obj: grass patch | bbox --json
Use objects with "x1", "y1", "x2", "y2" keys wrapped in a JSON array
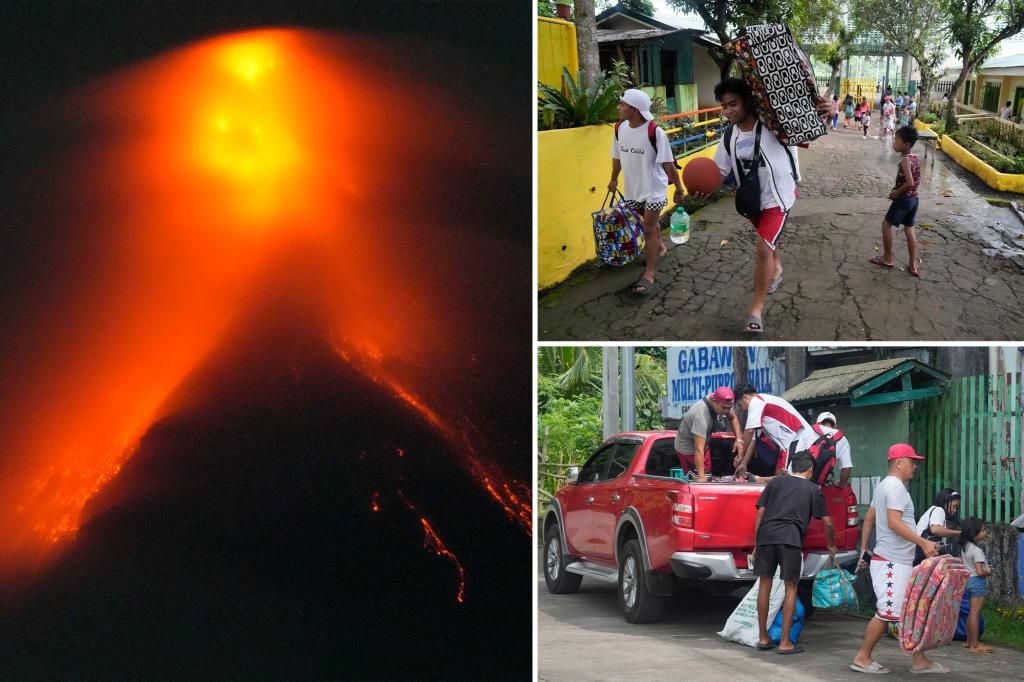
[{"x1": 981, "y1": 605, "x2": 1024, "y2": 650}]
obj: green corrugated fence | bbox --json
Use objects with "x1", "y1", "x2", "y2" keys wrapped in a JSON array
[{"x1": 909, "y1": 374, "x2": 1022, "y2": 524}]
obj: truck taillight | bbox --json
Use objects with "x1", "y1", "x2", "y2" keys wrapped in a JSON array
[
  {"x1": 668, "y1": 491, "x2": 694, "y2": 528},
  {"x1": 846, "y1": 490, "x2": 859, "y2": 527}
]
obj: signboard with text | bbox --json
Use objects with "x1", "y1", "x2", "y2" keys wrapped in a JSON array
[{"x1": 663, "y1": 346, "x2": 785, "y2": 419}]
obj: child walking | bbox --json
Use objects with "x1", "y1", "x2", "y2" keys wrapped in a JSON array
[
  {"x1": 870, "y1": 125, "x2": 921, "y2": 276},
  {"x1": 960, "y1": 518, "x2": 994, "y2": 654},
  {"x1": 608, "y1": 88, "x2": 685, "y2": 296},
  {"x1": 861, "y1": 108, "x2": 871, "y2": 138},
  {"x1": 698, "y1": 78, "x2": 829, "y2": 334}
]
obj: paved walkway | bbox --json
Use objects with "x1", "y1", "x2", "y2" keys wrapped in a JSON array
[
  {"x1": 538, "y1": 568, "x2": 1024, "y2": 681},
  {"x1": 539, "y1": 125, "x2": 1024, "y2": 341}
]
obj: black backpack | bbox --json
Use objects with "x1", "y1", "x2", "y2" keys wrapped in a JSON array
[
  {"x1": 807, "y1": 423, "x2": 843, "y2": 485},
  {"x1": 614, "y1": 120, "x2": 682, "y2": 169}
]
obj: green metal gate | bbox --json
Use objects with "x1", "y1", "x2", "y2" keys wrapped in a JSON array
[
  {"x1": 982, "y1": 83, "x2": 1002, "y2": 113},
  {"x1": 909, "y1": 374, "x2": 1022, "y2": 523}
]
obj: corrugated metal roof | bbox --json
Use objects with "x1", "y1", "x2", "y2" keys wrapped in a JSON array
[
  {"x1": 597, "y1": 27, "x2": 679, "y2": 43},
  {"x1": 981, "y1": 53, "x2": 1024, "y2": 70},
  {"x1": 782, "y1": 358, "x2": 908, "y2": 404}
]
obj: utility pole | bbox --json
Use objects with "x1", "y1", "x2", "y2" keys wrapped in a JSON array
[
  {"x1": 733, "y1": 347, "x2": 749, "y2": 390},
  {"x1": 602, "y1": 347, "x2": 619, "y2": 440},
  {"x1": 620, "y1": 347, "x2": 636, "y2": 433}
]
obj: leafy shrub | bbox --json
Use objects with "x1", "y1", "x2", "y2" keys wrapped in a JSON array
[
  {"x1": 916, "y1": 112, "x2": 937, "y2": 124},
  {"x1": 948, "y1": 131, "x2": 1024, "y2": 174},
  {"x1": 538, "y1": 67, "x2": 620, "y2": 130}
]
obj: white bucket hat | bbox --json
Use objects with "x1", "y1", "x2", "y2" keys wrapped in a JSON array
[{"x1": 620, "y1": 88, "x2": 654, "y2": 121}]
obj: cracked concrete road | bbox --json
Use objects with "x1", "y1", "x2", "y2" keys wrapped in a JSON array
[
  {"x1": 538, "y1": 125, "x2": 1024, "y2": 341},
  {"x1": 538, "y1": 565, "x2": 1024, "y2": 681}
]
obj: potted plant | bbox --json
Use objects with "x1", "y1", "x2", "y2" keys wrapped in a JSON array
[{"x1": 556, "y1": 2, "x2": 572, "y2": 20}]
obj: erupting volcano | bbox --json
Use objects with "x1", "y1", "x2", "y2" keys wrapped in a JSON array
[{"x1": 0, "y1": 2, "x2": 529, "y2": 677}]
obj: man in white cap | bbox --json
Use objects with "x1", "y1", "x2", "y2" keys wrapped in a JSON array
[
  {"x1": 674, "y1": 386, "x2": 744, "y2": 481},
  {"x1": 808, "y1": 411, "x2": 853, "y2": 486},
  {"x1": 608, "y1": 88, "x2": 685, "y2": 296}
]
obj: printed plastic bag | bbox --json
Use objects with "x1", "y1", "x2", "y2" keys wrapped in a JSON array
[
  {"x1": 768, "y1": 593, "x2": 805, "y2": 644},
  {"x1": 591, "y1": 191, "x2": 645, "y2": 267},
  {"x1": 812, "y1": 556, "x2": 858, "y2": 609},
  {"x1": 718, "y1": 574, "x2": 785, "y2": 647}
]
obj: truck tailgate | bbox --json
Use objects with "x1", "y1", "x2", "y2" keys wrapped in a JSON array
[{"x1": 690, "y1": 483, "x2": 762, "y2": 550}]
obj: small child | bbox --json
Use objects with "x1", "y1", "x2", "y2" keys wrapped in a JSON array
[
  {"x1": 861, "y1": 109, "x2": 871, "y2": 138},
  {"x1": 870, "y1": 126, "x2": 921, "y2": 276},
  {"x1": 831, "y1": 95, "x2": 839, "y2": 130},
  {"x1": 960, "y1": 518, "x2": 994, "y2": 654},
  {"x1": 898, "y1": 106, "x2": 909, "y2": 128}
]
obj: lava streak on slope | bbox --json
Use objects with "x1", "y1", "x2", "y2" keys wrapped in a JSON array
[
  {"x1": 0, "y1": 26, "x2": 530, "y2": 579},
  {"x1": 397, "y1": 489, "x2": 466, "y2": 604}
]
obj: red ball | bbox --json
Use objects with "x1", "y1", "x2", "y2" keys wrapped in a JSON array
[{"x1": 682, "y1": 156, "x2": 723, "y2": 195}]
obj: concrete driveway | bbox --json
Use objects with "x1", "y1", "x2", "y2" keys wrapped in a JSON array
[{"x1": 537, "y1": 565, "x2": 1024, "y2": 681}]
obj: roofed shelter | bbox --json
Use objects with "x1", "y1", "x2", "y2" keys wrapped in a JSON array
[{"x1": 783, "y1": 358, "x2": 951, "y2": 515}]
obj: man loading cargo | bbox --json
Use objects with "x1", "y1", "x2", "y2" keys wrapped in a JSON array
[
  {"x1": 674, "y1": 386, "x2": 745, "y2": 481},
  {"x1": 734, "y1": 385, "x2": 811, "y2": 479},
  {"x1": 810, "y1": 411, "x2": 854, "y2": 486}
]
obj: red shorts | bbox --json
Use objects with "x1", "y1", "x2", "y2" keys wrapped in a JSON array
[{"x1": 751, "y1": 206, "x2": 788, "y2": 251}]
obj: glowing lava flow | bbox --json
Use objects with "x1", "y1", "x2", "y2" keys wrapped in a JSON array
[
  {"x1": 333, "y1": 341, "x2": 532, "y2": 535},
  {"x1": 0, "y1": 28, "x2": 529, "y2": 578},
  {"x1": 397, "y1": 490, "x2": 465, "y2": 604}
]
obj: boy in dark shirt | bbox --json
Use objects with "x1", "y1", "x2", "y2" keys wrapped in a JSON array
[
  {"x1": 752, "y1": 451, "x2": 836, "y2": 654},
  {"x1": 869, "y1": 125, "x2": 922, "y2": 276}
]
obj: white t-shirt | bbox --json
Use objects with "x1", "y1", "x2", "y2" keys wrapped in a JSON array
[
  {"x1": 883, "y1": 102, "x2": 895, "y2": 119},
  {"x1": 745, "y1": 394, "x2": 810, "y2": 460},
  {"x1": 915, "y1": 505, "x2": 947, "y2": 534},
  {"x1": 872, "y1": 475, "x2": 917, "y2": 565},
  {"x1": 962, "y1": 541, "x2": 987, "y2": 577},
  {"x1": 611, "y1": 122, "x2": 675, "y2": 203},
  {"x1": 1001, "y1": 107, "x2": 1013, "y2": 120}
]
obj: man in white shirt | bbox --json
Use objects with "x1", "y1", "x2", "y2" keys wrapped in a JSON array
[
  {"x1": 807, "y1": 411, "x2": 853, "y2": 486},
  {"x1": 851, "y1": 444, "x2": 942, "y2": 675},
  {"x1": 608, "y1": 89, "x2": 685, "y2": 297},
  {"x1": 1001, "y1": 101, "x2": 1013, "y2": 120},
  {"x1": 734, "y1": 384, "x2": 811, "y2": 478}
]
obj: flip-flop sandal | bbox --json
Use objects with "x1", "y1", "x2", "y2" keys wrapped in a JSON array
[
  {"x1": 756, "y1": 642, "x2": 775, "y2": 650},
  {"x1": 869, "y1": 256, "x2": 895, "y2": 268},
  {"x1": 743, "y1": 315, "x2": 764, "y2": 334},
  {"x1": 776, "y1": 645, "x2": 804, "y2": 654},
  {"x1": 910, "y1": 663, "x2": 950, "y2": 674},
  {"x1": 631, "y1": 278, "x2": 657, "y2": 296},
  {"x1": 969, "y1": 646, "x2": 993, "y2": 654},
  {"x1": 767, "y1": 275, "x2": 783, "y2": 294},
  {"x1": 850, "y1": 661, "x2": 891, "y2": 674}
]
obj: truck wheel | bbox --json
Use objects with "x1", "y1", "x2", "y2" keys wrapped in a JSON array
[
  {"x1": 798, "y1": 579, "x2": 817, "y2": 619},
  {"x1": 544, "y1": 523, "x2": 582, "y2": 594},
  {"x1": 619, "y1": 539, "x2": 664, "y2": 624}
]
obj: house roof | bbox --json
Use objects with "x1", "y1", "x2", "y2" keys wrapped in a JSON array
[
  {"x1": 596, "y1": 4, "x2": 678, "y2": 31},
  {"x1": 597, "y1": 27, "x2": 681, "y2": 44},
  {"x1": 981, "y1": 53, "x2": 1024, "y2": 70},
  {"x1": 783, "y1": 358, "x2": 950, "y2": 407}
]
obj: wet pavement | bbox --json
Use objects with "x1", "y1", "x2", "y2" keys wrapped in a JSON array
[{"x1": 538, "y1": 124, "x2": 1024, "y2": 341}]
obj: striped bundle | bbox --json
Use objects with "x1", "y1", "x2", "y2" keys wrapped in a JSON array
[{"x1": 898, "y1": 555, "x2": 970, "y2": 654}]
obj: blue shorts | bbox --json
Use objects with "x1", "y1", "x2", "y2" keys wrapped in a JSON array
[
  {"x1": 966, "y1": 575, "x2": 988, "y2": 598},
  {"x1": 885, "y1": 196, "x2": 919, "y2": 227}
]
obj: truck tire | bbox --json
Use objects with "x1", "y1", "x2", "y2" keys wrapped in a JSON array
[
  {"x1": 544, "y1": 522, "x2": 582, "y2": 594},
  {"x1": 798, "y1": 579, "x2": 817, "y2": 619},
  {"x1": 619, "y1": 539, "x2": 665, "y2": 624}
]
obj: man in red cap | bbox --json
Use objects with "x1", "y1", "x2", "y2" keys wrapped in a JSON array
[
  {"x1": 673, "y1": 386, "x2": 744, "y2": 481},
  {"x1": 851, "y1": 444, "x2": 943, "y2": 675}
]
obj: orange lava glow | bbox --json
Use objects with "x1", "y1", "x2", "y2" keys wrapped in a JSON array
[
  {"x1": 0, "y1": 28, "x2": 528, "y2": 579},
  {"x1": 398, "y1": 490, "x2": 465, "y2": 604},
  {"x1": 371, "y1": 492, "x2": 381, "y2": 513}
]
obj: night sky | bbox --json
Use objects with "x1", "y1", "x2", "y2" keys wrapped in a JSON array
[{"x1": 0, "y1": 1, "x2": 531, "y2": 678}]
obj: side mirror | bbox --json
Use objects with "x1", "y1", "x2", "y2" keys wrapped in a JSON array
[{"x1": 566, "y1": 466, "x2": 579, "y2": 484}]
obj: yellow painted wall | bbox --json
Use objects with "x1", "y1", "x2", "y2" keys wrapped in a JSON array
[
  {"x1": 538, "y1": 17, "x2": 578, "y2": 90},
  {"x1": 538, "y1": 124, "x2": 719, "y2": 289},
  {"x1": 939, "y1": 134, "x2": 1024, "y2": 193}
]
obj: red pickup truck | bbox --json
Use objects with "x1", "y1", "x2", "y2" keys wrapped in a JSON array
[{"x1": 543, "y1": 431, "x2": 859, "y2": 623}]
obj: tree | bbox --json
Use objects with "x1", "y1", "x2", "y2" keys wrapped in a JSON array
[
  {"x1": 538, "y1": 1, "x2": 556, "y2": 18},
  {"x1": 808, "y1": 19, "x2": 855, "y2": 97},
  {"x1": 849, "y1": 0, "x2": 947, "y2": 108},
  {"x1": 667, "y1": 0, "x2": 843, "y2": 81},
  {"x1": 597, "y1": 0, "x2": 656, "y2": 14},
  {"x1": 574, "y1": 0, "x2": 601, "y2": 89},
  {"x1": 941, "y1": 0, "x2": 1024, "y2": 132}
]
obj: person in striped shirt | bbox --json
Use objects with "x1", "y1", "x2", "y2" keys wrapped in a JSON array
[{"x1": 734, "y1": 384, "x2": 812, "y2": 480}]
